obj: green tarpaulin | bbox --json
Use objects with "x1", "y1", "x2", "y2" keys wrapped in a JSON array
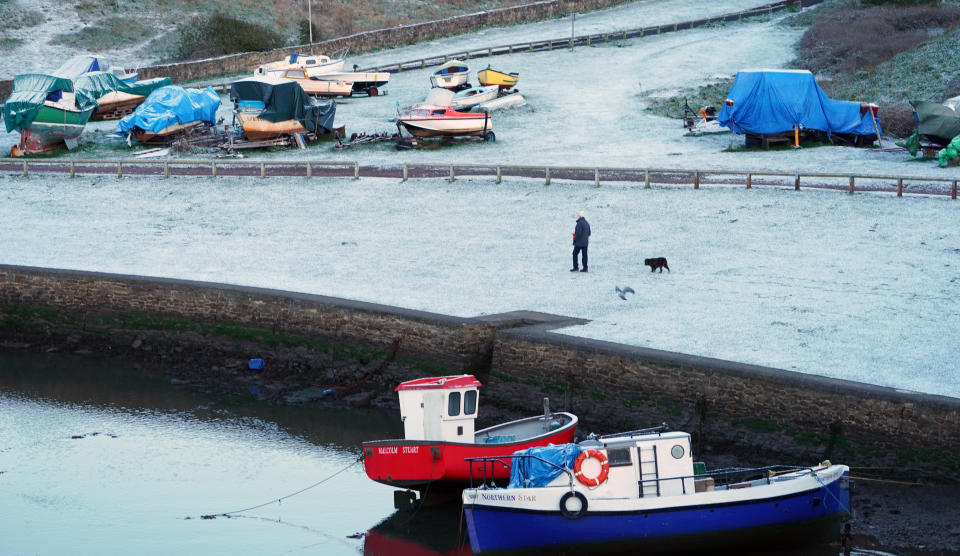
[
  {"x1": 2, "y1": 73, "x2": 95, "y2": 133},
  {"x1": 911, "y1": 100, "x2": 960, "y2": 146},
  {"x1": 74, "y1": 72, "x2": 172, "y2": 110},
  {"x1": 229, "y1": 77, "x2": 335, "y2": 133}
]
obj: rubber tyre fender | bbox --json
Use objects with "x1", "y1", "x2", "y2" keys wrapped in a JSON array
[{"x1": 559, "y1": 491, "x2": 588, "y2": 519}]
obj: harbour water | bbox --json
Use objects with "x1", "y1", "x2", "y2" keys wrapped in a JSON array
[
  {"x1": 0, "y1": 352, "x2": 404, "y2": 556},
  {"x1": 0, "y1": 352, "x2": 896, "y2": 555}
]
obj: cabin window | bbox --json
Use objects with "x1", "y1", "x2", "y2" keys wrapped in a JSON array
[
  {"x1": 306, "y1": 59, "x2": 316, "y2": 65},
  {"x1": 431, "y1": 109, "x2": 445, "y2": 116},
  {"x1": 288, "y1": 70, "x2": 306, "y2": 79},
  {"x1": 607, "y1": 448, "x2": 632, "y2": 467},
  {"x1": 448, "y1": 392, "x2": 461, "y2": 416},
  {"x1": 464, "y1": 390, "x2": 477, "y2": 415}
]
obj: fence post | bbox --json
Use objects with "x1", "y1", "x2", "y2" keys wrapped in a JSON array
[
  {"x1": 623, "y1": 31, "x2": 628, "y2": 40},
  {"x1": 403, "y1": 163, "x2": 408, "y2": 182},
  {"x1": 594, "y1": 168, "x2": 600, "y2": 188},
  {"x1": 421, "y1": 59, "x2": 425, "y2": 69},
  {"x1": 496, "y1": 166, "x2": 502, "y2": 184},
  {"x1": 587, "y1": 36, "x2": 591, "y2": 46},
  {"x1": 117, "y1": 161, "x2": 123, "y2": 178},
  {"x1": 354, "y1": 162, "x2": 360, "y2": 180},
  {"x1": 693, "y1": 170, "x2": 700, "y2": 189},
  {"x1": 529, "y1": 42, "x2": 533, "y2": 52},
  {"x1": 70, "y1": 160, "x2": 75, "y2": 178},
  {"x1": 449, "y1": 164, "x2": 455, "y2": 183},
  {"x1": 794, "y1": 173, "x2": 800, "y2": 190},
  {"x1": 644, "y1": 169, "x2": 650, "y2": 189},
  {"x1": 488, "y1": 48, "x2": 492, "y2": 56},
  {"x1": 211, "y1": 161, "x2": 217, "y2": 177},
  {"x1": 545, "y1": 167, "x2": 551, "y2": 186},
  {"x1": 746, "y1": 173, "x2": 752, "y2": 189},
  {"x1": 509, "y1": 45, "x2": 513, "y2": 54},
  {"x1": 261, "y1": 162, "x2": 265, "y2": 178},
  {"x1": 23, "y1": 160, "x2": 27, "y2": 176},
  {"x1": 549, "y1": 41, "x2": 553, "y2": 51},
  {"x1": 164, "y1": 161, "x2": 169, "y2": 179},
  {"x1": 848, "y1": 176, "x2": 855, "y2": 194},
  {"x1": 657, "y1": 25, "x2": 661, "y2": 34},
  {"x1": 306, "y1": 162, "x2": 311, "y2": 177},
  {"x1": 953, "y1": 180, "x2": 958, "y2": 200},
  {"x1": 897, "y1": 177, "x2": 903, "y2": 197}
]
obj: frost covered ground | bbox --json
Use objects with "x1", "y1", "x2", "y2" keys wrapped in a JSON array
[
  {"x1": 1, "y1": 174, "x2": 958, "y2": 398},
  {"x1": 1, "y1": 1, "x2": 959, "y2": 399}
]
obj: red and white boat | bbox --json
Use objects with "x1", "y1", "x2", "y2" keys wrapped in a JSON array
[
  {"x1": 397, "y1": 88, "x2": 493, "y2": 140},
  {"x1": 362, "y1": 375, "x2": 577, "y2": 500}
]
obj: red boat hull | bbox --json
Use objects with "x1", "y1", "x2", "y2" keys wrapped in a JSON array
[{"x1": 362, "y1": 424, "x2": 576, "y2": 492}]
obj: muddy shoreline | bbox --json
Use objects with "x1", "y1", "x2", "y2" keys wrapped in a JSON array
[{"x1": 2, "y1": 328, "x2": 958, "y2": 554}]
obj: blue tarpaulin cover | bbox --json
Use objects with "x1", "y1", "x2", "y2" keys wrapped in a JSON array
[
  {"x1": 718, "y1": 70, "x2": 879, "y2": 137},
  {"x1": 116, "y1": 86, "x2": 220, "y2": 134},
  {"x1": 508, "y1": 444, "x2": 581, "y2": 489}
]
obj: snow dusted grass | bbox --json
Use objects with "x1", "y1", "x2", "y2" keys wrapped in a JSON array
[{"x1": 0, "y1": 174, "x2": 957, "y2": 398}]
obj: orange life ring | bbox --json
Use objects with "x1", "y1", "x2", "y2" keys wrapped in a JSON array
[{"x1": 573, "y1": 449, "x2": 609, "y2": 487}]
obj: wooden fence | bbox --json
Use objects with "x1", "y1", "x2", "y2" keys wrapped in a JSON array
[{"x1": 2, "y1": 158, "x2": 956, "y2": 198}]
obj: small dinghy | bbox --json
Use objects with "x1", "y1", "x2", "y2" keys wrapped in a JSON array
[
  {"x1": 430, "y1": 60, "x2": 470, "y2": 91},
  {"x1": 451, "y1": 85, "x2": 499, "y2": 110}
]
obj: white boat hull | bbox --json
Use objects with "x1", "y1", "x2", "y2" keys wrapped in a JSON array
[{"x1": 398, "y1": 115, "x2": 491, "y2": 138}]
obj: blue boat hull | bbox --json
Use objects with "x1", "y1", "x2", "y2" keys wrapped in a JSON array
[{"x1": 465, "y1": 478, "x2": 850, "y2": 554}]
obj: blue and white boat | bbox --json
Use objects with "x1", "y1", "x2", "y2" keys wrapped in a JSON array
[{"x1": 462, "y1": 425, "x2": 850, "y2": 554}]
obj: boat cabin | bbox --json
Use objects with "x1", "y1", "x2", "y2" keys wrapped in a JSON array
[
  {"x1": 584, "y1": 430, "x2": 696, "y2": 497},
  {"x1": 397, "y1": 375, "x2": 482, "y2": 442}
]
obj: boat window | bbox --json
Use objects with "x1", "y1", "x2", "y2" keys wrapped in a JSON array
[
  {"x1": 464, "y1": 390, "x2": 477, "y2": 415},
  {"x1": 607, "y1": 448, "x2": 632, "y2": 467},
  {"x1": 305, "y1": 60, "x2": 316, "y2": 65},
  {"x1": 287, "y1": 70, "x2": 306, "y2": 79},
  {"x1": 431, "y1": 109, "x2": 445, "y2": 116},
  {"x1": 448, "y1": 392, "x2": 461, "y2": 417}
]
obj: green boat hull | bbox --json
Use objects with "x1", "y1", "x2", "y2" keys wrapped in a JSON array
[{"x1": 19, "y1": 103, "x2": 95, "y2": 153}]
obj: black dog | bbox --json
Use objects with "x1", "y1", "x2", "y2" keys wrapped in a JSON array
[{"x1": 644, "y1": 257, "x2": 670, "y2": 273}]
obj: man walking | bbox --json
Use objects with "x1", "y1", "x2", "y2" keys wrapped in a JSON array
[{"x1": 570, "y1": 210, "x2": 590, "y2": 272}]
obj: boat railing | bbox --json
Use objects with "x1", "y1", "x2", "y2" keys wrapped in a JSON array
[
  {"x1": 598, "y1": 422, "x2": 670, "y2": 440},
  {"x1": 638, "y1": 464, "x2": 811, "y2": 496},
  {"x1": 465, "y1": 453, "x2": 575, "y2": 490}
]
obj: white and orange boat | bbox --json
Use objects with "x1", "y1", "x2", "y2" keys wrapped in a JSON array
[
  {"x1": 254, "y1": 51, "x2": 346, "y2": 78},
  {"x1": 397, "y1": 89, "x2": 493, "y2": 140},
  {"x1": 362, "y1": 374, "x2": 577, "y2": 503},
  {"x1": 262, "y1": 68, "x2": 353, "y2": 98}
]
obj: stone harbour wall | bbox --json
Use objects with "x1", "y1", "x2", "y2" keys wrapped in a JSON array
[{"x1": 1, "y1": 264, "x2": 957, "y2": 478}]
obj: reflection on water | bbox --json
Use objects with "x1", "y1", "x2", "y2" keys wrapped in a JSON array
[
  {"x1": 0, "y1": 352, "x2": 400, "y2": 555},
  {"x1": 0, "y1": 352, "x2": 899, "y2": 556}
]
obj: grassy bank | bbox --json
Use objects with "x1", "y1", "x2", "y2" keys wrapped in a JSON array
[{"x1": 0, "y1": 0, "x2": 527, "y2": 63}]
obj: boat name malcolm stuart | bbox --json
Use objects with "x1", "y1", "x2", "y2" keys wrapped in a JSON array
[
  {"x1": 376, "y1": 446, "x2": 420, "y2": 454},
  {"x1": 478, "y1": 493, "x2": 537, "y2": 502}
]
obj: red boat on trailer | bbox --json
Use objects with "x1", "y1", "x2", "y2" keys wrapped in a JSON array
[{"x1": 362, "y1": 375, "x2": 577, "y2": 502}]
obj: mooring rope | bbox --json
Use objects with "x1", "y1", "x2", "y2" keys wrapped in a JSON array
[
  {"x1": 185, "y1": 455, "x2": 363, "y2": 520},
  {"x1": 810, "y1": 467, "x2": 904, "y2": 556}
]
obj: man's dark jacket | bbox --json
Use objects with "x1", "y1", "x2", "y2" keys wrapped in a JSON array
[{"x1": 573, "y1": 217, "x2": 591, "y2": 247}]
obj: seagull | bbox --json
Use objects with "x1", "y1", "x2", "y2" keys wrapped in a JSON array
[{"x1": 615, "y1": 286, "x2": 635, "y2": 300}]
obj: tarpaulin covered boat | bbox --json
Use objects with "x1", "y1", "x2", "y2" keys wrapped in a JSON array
[
  {"x1": 911, "y1": 99, "x2": 960, "y2": 146},
  {"x1": 2, "y1": 73, "x2": 97, "y2": 154},
  {"x1": 362, "y1": 375, "x2": 577, "y2": 503},
  {"x1": 718, "y1": 69, "x2": 880, "y2": 147},
  {"x1": 116, "y1": 85, "x2": 220, "y2": 143},
  {"x1": 229, "y1": 77, "x2": 336, "y2": 141},
  {"x1": 74, "y1": 71, "x2": 172, "y2": 120}
]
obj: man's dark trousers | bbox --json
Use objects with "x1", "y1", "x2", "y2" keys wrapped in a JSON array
[{"x1": 573, "y1": 246, "x2": 588, "y2": 270}]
